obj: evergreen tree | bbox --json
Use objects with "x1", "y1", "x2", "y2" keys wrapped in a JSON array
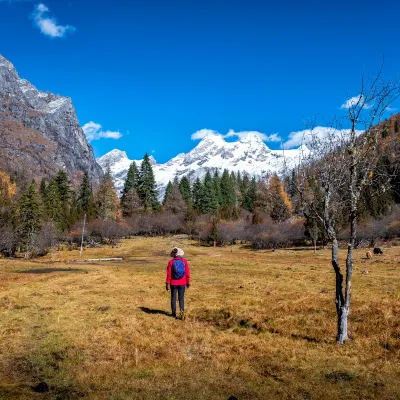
[
  {"x1": 239, "y1": 173, "x2": 250, "y2": 208},
  {"x1": 179, "y1": 176, "x2": 192, "y2": 203},
  {"x1": 121, "y1": 162, "x2": 139, "y2": 212},
  {"x1": 55, "y1": 170, "x2": 70, "y2": 204},
  {"x1": 199, "y1": 171, "x2": 218, "y2": 214},
  {"x1": 192, "y1": 178, "x2": 203, "y2": 212},
  {"x1": 220, "y1": 169, "x2": 236, "y2": 207},
  {"x1": 241, "y1": 177, "x2": 257, "y2": 212},
  {"x1": 18, "y1": 183, "x2": 42, "y2": 247},
  {"x1": 44, "y1": 179, "x2": 63, "y2": 230},
  {"x1": 96, "y1": 168, "x2": 121, "y2": 221},
  {"x1": 213, "y1": 170, "x2": 222, "y2": 207},
  {"x1": 137, "y1": 153, "x2": 160, "y2": 211},
  {"x1": 254, "y1": 180, "x2": 269, "y2": 212},
  {"x1": 78, "y1": 173, "x2": 95, "y2": 218},
  {"x1": 39, "y1": 178, "x2": 47, "y2": 202},
  {"x1": 121, "y1": 188, "x2": 142, "y2": 217},
  {"x1": 163, "y1": 181, "x2": 173, "y2": 205},
  {"x1": 54, "y1": 170, "x2": 71, "y2": 230}
]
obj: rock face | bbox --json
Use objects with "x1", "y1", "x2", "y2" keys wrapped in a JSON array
[
  {"x1": 0, "y1": 54, "x2": 103, "y2": 184},
  {"x1": 98, "y1": 132, "x2": 308, "y2": 198}
]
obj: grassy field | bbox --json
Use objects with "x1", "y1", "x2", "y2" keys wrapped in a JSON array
[{"x1": 0, "y1": 237, "x2": 399, "y2": 400}]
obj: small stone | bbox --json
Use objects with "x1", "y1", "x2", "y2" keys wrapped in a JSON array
[{"x1": 361, "y1": 269, "x2": 368, "y2": 274}]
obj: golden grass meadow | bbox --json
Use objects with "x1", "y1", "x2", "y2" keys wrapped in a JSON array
[{"x1": 0, "y1": 237, "x2": 399, "y2": 400}]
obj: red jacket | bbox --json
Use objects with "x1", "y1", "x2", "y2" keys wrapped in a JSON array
[{"x1": 166, "y1": 257, "x2": 190, "y2": 286}]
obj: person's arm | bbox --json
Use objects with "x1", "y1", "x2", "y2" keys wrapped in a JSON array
[
  {"x1": 166, "y1": 260, "x2": 172, "y2": 285},
  {"x1": 185, "y1": 259, "x2": 190, "y2": 286}
]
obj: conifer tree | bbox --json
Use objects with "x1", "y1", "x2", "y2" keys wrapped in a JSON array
[
  {"x1": 54, "y1": 170, "x2": 71, "y2": 230},
  {"x1": 18, "y1": 183, "x2": 42, "y2": 247},
  {"x1": 121, "y1": 161, "x2": 139, "y2": 216},
  {"x1": 55, "y1": 170, "x2": 70, "y2": 204},
  {"x1": 220, "y1": 169, "x2": 236, "y2": 207},
  {"x1": 44, "y1": 179, "x2": 63, "y2": 231},
  {"x1": 121, "y1": 187, "x2": 142, "y2": 217},
  {"x1": 254, "y1": 180, "x2": 269, "y2": 212},
  {"x1": 78, "y1": 172, "x2": 95, "y2": 218},
  {"x1": 137, "y1": 153, "x2": 160, "y2": 211},
  {"x1": 192, "y1": 178, "x2": 203, "y2": 212},
  {"x1": 164, "y1": 186, "x2": 187, "y2": 214},
  {"x1": 163, "y1": 181, "x2": 173, "y2": 205},
  {"x1": 242, "y1": 177, "x2": 257, "y2": 212},
  {"x1": 268, "y1": 175, "x2": 292, "y2": 221},
  {"x1": 39, "y1": 178, "x2": 47, "y2": 203},
  {"x1": 179, "y1": 176, "x2": 192, "y2": 203},
  {"x1": 213, "y1": 170, "x2": 222, "y2": 207},
  {"x1": 96, "y1": 168, "x2": 121, "y2": 221},
  {"x1": 199, "y1": 171, "x2": 218, "y2": 214}
]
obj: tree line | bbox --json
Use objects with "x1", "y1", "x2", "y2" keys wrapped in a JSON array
[{"x1": 0, "y1": 135, "x2": 398, "y2": 259}]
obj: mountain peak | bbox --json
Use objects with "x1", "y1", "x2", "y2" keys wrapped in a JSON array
[
  {"x1": 97, "y1": 149, "x2": 128, "y2": 165},
  {"x1": 0, "y1": 54, "x2": 103, "y2": 183},
  {"x1": 238, "y1": 132, "x2": 266, "y2": 144},
  {"x1": 199, "y1": 133, "x2": 225, "y2": 144},
  {"x1": 0, "y1": 54, "x2": 15, "y2": 71}
]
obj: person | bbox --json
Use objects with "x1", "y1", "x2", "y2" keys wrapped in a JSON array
[{"x1": 166, "y1": 247, "x2": 190, "y2": 320}]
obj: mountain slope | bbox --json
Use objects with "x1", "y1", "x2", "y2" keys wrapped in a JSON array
[
  {"x1": 0, "y1": 55, "x2": 103, "y2": 184},
  {"x1": 98, "y1": 132, "x2": 308, "y2": 197}
]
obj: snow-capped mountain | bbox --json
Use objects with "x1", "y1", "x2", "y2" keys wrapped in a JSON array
[{"x1": 97, "y1": 132, "x2": 308, "y2": 198}]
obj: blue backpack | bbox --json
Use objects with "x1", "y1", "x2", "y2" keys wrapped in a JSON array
[{"x1": 172, "y1": 258, "x2": 186, "y2": 280}]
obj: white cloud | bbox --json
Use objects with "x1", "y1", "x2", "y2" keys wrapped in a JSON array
[
  {"x1": 82, "y1": 121, "x2": 122, "y2": 141},
  {"x1": 191, "y1": 128, "x2": 281, "y2": 143},
  {"x1": 282, "y1": 126, "x2": 364, "y2": 149},
  {"x1": 340, "y1": 94, "x2": 372, "y2": 110},
  {"x1": 191, "y1": 129, "x2": 220, "y2": 140},
  {"x1": 224, "y1": 129, "x2": 281, "y2": 142},
  {"x1": 385, "y1": 106, "x2": 398, "y2": 113},
  {"x1": 31, "y1": 3, "x2": 75, "y2": 38}
]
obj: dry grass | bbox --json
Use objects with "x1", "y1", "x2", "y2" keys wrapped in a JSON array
[{"x1": 0, "y1": 237, "x2": 399, "y2": 399}]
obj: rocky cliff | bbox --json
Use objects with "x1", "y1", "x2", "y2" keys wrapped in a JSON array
[{"x1": 0, "y1": 54, "x2": 103, "y2": 184}]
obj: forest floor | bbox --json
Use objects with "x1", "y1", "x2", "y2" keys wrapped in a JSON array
[{"x1": 0, "y1": 237, "x2": 399, "y2": 400}]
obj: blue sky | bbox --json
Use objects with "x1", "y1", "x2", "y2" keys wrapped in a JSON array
[{"x1": 1, "y1": 0, "x2": 399, "y2": 162}]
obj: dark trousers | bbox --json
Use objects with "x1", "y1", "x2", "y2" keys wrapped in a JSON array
[{"x1": 170, "y1": 285, "x2": 185, "y2": 314}]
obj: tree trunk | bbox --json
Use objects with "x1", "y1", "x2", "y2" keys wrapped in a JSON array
[{"x1": 331, "y1": 236, "x2": 346, "y2": 343}]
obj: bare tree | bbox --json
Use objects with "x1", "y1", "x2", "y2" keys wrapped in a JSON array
[{"x1": 295, "y1": 64, "x2": 400, "y2": 344}]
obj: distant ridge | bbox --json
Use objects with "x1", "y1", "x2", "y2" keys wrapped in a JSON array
[{"x1": 97, "y1": 132, "x2": 309, "y2": 198}]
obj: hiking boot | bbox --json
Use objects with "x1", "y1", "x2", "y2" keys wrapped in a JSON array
[
  {"x1": 171, "y1": 312, "x2": 177, "y2": 318},
  {"x1": 180, "y1": 311, "x2": 185, "y2": 321}
]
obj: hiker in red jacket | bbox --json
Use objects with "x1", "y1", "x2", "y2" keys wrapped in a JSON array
[{"x1": 166, "y1": 247, "x2": 190, "y2": 320}]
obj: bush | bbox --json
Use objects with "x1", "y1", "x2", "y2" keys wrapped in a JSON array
[
  {"x1": 126, "y1": 212, "x2": 185, "y2": 237},
  {"x1": 249, "y1": 217, "x2": 305, "y2": 249},
  {"x1": 25, "y1": 222, "x2": 57, "y2": 258},
  {"x1": 0, "y1": 225, "x2": 18, "y2": 257}
]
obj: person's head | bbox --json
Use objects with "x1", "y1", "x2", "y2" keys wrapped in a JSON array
[{"x1": 170, "y1": 247, "x2": 184, "y2": 258}]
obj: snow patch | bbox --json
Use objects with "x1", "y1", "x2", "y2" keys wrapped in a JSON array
[{"x1": 41, "y1": 97, "x2": 69, "y2": 114}]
